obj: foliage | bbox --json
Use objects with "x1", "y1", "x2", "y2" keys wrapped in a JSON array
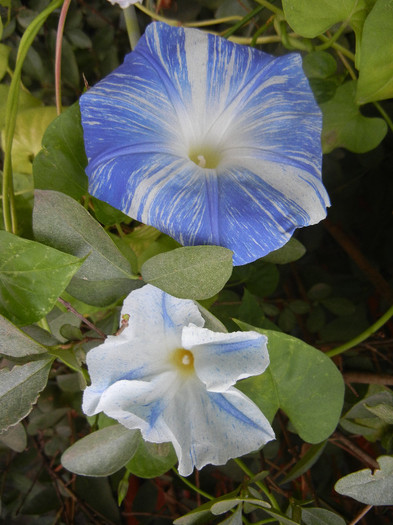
[{"x1": 0, "y1": 0, "x2": 392, "y2": 524}]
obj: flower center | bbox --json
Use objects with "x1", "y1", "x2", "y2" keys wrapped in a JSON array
[
  {"x1": 171, "y1": 348, "x2": 195, "y2": 375},
  {"x1": 188, "y1": 146, "x2": 222, "y2": 169}
]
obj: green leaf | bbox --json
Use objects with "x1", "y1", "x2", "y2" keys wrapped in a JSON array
[
  {"x1": 282, "y1": 0, "x2": 369, "y2": 44},
  {"x1": 66, "y1": 28, "x2": 92, "y2": 49},
  {"x1": 235, "y1": 322, "x2": 345, "y2": 443},
  {"x1": 126, "y1": 439, "x2": 177, "y2": 478},
  {"x1": 141, "y1": 245, "x2": 233, "y2": 300},
  {"x1": 0, "y1": 84, "x2": 41, "y2": 136},
  {"x1": 320, "y1": 81, "x2": 387, "y2": 153},
  {"x1": 356, "y1": 0, "x2": 393, "y2": 103},
  {"x1": 3, "y1": 106, "x2": 57, "y2": 174},
  {"x1": 33, "y1": 190, "x2": 140, "y2": 306},
  {"x1": 0, "y1": 422, "x2": 27, "y2": 452},
  {"x1": 244, "y1": 261, "x2": 280, "y2": 299},
  {"x1": 174, "y1": 491, "x2": 240, "y2": 525},
  {"x1": 33, "y1": 102, "x2": 88, "y2": 200},
  {"x1": 335, "y1": 455, "x2": 393, "y2": 505},
  {"x1": 261, "y1": 237, "x2": 306, "y2": 265},
  {"x1": 0, "y1": 43, "x2": 10, "y2": 81},
  {"x1": 302, "y1": 51, "x2": 337, "y2": 79},
  {"x1": 340, "y1": 390, "x2": 393, "y2": 440},
  {"x1": 197, "y1": 302, "x2": 228, "y2": 333},
  {"x1": 49, "y1": 347, "x2": 84, "y2": 374},
  {"x1": 218, "y1": 505, "x2": 242, "y2": 525},
  {"x1": 282, "y1": 441, "x2": 327, "y2": 483},
  {"x1": 0, "y1": 356, "x2": 53, "y2": 432},
  {"x1": 61, "y1": 425, "x2": 139, "y2": 476},
  {"x1": 0, "y1": 314, "x2": 48, "y2": 357},
  {"x1": 211, "y1": 499, "x2": 269, "y2": 515},
  {"x1": 137, "y1": 234, "x2": 181, "y2": 272},
  {"x1": 0, "y1": 231, "x2": 84, "y2": 325},
  {"x1": 365, "y1": 403, "x2": 393, "y2": 424},
  {"x1": 301, "y1": 507, "x2": 346, "y2": 525},
  {"x1": 91, "y1": 196, "x2": 130, "y2": 226},
  {"x1": 321, "y1": 297, "x2": 356, "y2": 316}
]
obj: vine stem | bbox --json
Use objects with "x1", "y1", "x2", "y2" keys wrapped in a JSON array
[
  {"x1": 222, "y1": 6, "x2": 264, "y2": 38},
  {"x1": 172, "y1": 468, "x2": 214, "y2": 501},
  {"x1": 253, "y1": 0, "x2": 283, "y2": 16},
  {"x1": 374, "y1": 101, "x2": 393, "y2": 133},
  {"x1": 55, "y1": 0, "x2": 71, "y2": 115},
  {"x1": 57, "y1": 297, "x2": 107, "y2": 339},
  {"x1": 123, "y1": 5, "x2": 140, "y2": 50},
  {"x1": 234, "y1": 458, "x2": 280, "y2": 511},
  {"x1": 349, "y1": 505, "x2": 373, "y2": 525},
  {"x1": 2, "y1": 0, "x2": 63, "y2": 233},
  {"x1": 326, "y1": 304, "x2": 393, "y2": 358}
]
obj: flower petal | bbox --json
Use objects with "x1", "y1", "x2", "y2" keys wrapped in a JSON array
[
  {"x1": 81, "y1": 22, "x2": 328, "y2": 265},
  {"x1": 84, "y1": 370, "x2": 274, "y2": 477},
  {"x1": 182, "y1": 325, "x2": 269, "y2": 392},
  {"x1": 120, "y1": 284, "x2": 204, "y2": 344},
  {"x1": 161, "y1": 379, "x2": 275, "y2": 476},
  {"x1": 86, "y1": 371, "x2": 178, "y2": 437}
]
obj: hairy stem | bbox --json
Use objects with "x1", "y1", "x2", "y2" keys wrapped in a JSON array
[{"x1": 55, "y1": 0, "x2": 72, "y2": 115}]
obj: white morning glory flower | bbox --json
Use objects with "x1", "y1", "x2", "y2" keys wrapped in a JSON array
[
  {"x1": 80, "y1": 22, "x2": 329, "y2": 265},
  {"x1": 82, "y1": 284, "x2": 274, "y2": 477},
  {"x1": 107, "y1": 0, "x2": 141, "y2": 7}
]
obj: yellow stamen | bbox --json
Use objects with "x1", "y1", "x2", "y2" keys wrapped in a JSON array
[{"x1": 171, "y1": 348, "x2": 195, "y2": 375}]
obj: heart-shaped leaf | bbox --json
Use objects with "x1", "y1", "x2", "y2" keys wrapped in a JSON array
[
  {"x1": 235, "y1": 322, "x2": 344, "y2": 443},
  {"x1": 320, "y1": 81, "x2": 387, "y2": 153},
  {"x1": 356, "y1": 0, "x2": 393, "y2": 103},
  {"x1": 335, "y1": 455, "x2": 393, "y2": 505}
]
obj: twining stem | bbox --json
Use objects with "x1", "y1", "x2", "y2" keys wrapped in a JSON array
[
  {"x1": 123, "y1": 5, "x2": 140, "y2": 50},
  {"x1": 251, "y1": 17, "x2": 274, "y2": 47},
  {"x1": 135, "y1": 3, "x2": 178, "y2": 25},
  {"x1": 253, "y1": 0, "x2": 283, "y2": 16},
  {"x1": 185, "y1": 16, "x2": 243, "y2": 28},
  {"x1": 222, "y1": 6, "x2": 264, "y2": 38},
  {"x1": 172, "y1": 468, "x2": 214, "y2": 500},
  {"x1": 2, "y1": 0, "x2": 63, "y2": 233},
  {"x1": 326, "y1": 304, "x2": 393, "y2": 358},
  {"x1": 318, "y1": 34, "x2": 356, "y2": 61},
  {"x1": 315, "y1": 21, "x2": 349, "y2": 51},
  {"x1": 55, "y1": 0, "x2": 72, "y2": 115},
  {"x1": 234, "y1": 458, "x2": 280, "y2": 511}
]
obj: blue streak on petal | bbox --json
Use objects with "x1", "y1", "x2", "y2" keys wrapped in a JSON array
[
  {"x1": 208, "y1": 392, "x2": 264, "y2": 431},
  {"x1": 201, "y1": 337, "x2": 263, "y2": 355}
]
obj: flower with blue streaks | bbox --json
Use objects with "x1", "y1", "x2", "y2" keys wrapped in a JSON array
[
  {"x1": 82, "y1": 284, "x2": 274, "y2": 476},
  {"x1": 80, "y1": 22, "x2": 329, "y2": 265}
]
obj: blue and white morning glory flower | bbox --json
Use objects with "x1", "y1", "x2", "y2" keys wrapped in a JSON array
[
  {"x1": 80, "y1": 22, "x2": 329, "y2": 265},
  {"x1": 82, "y1": 284, "x2": 274, "y2": 476}
]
